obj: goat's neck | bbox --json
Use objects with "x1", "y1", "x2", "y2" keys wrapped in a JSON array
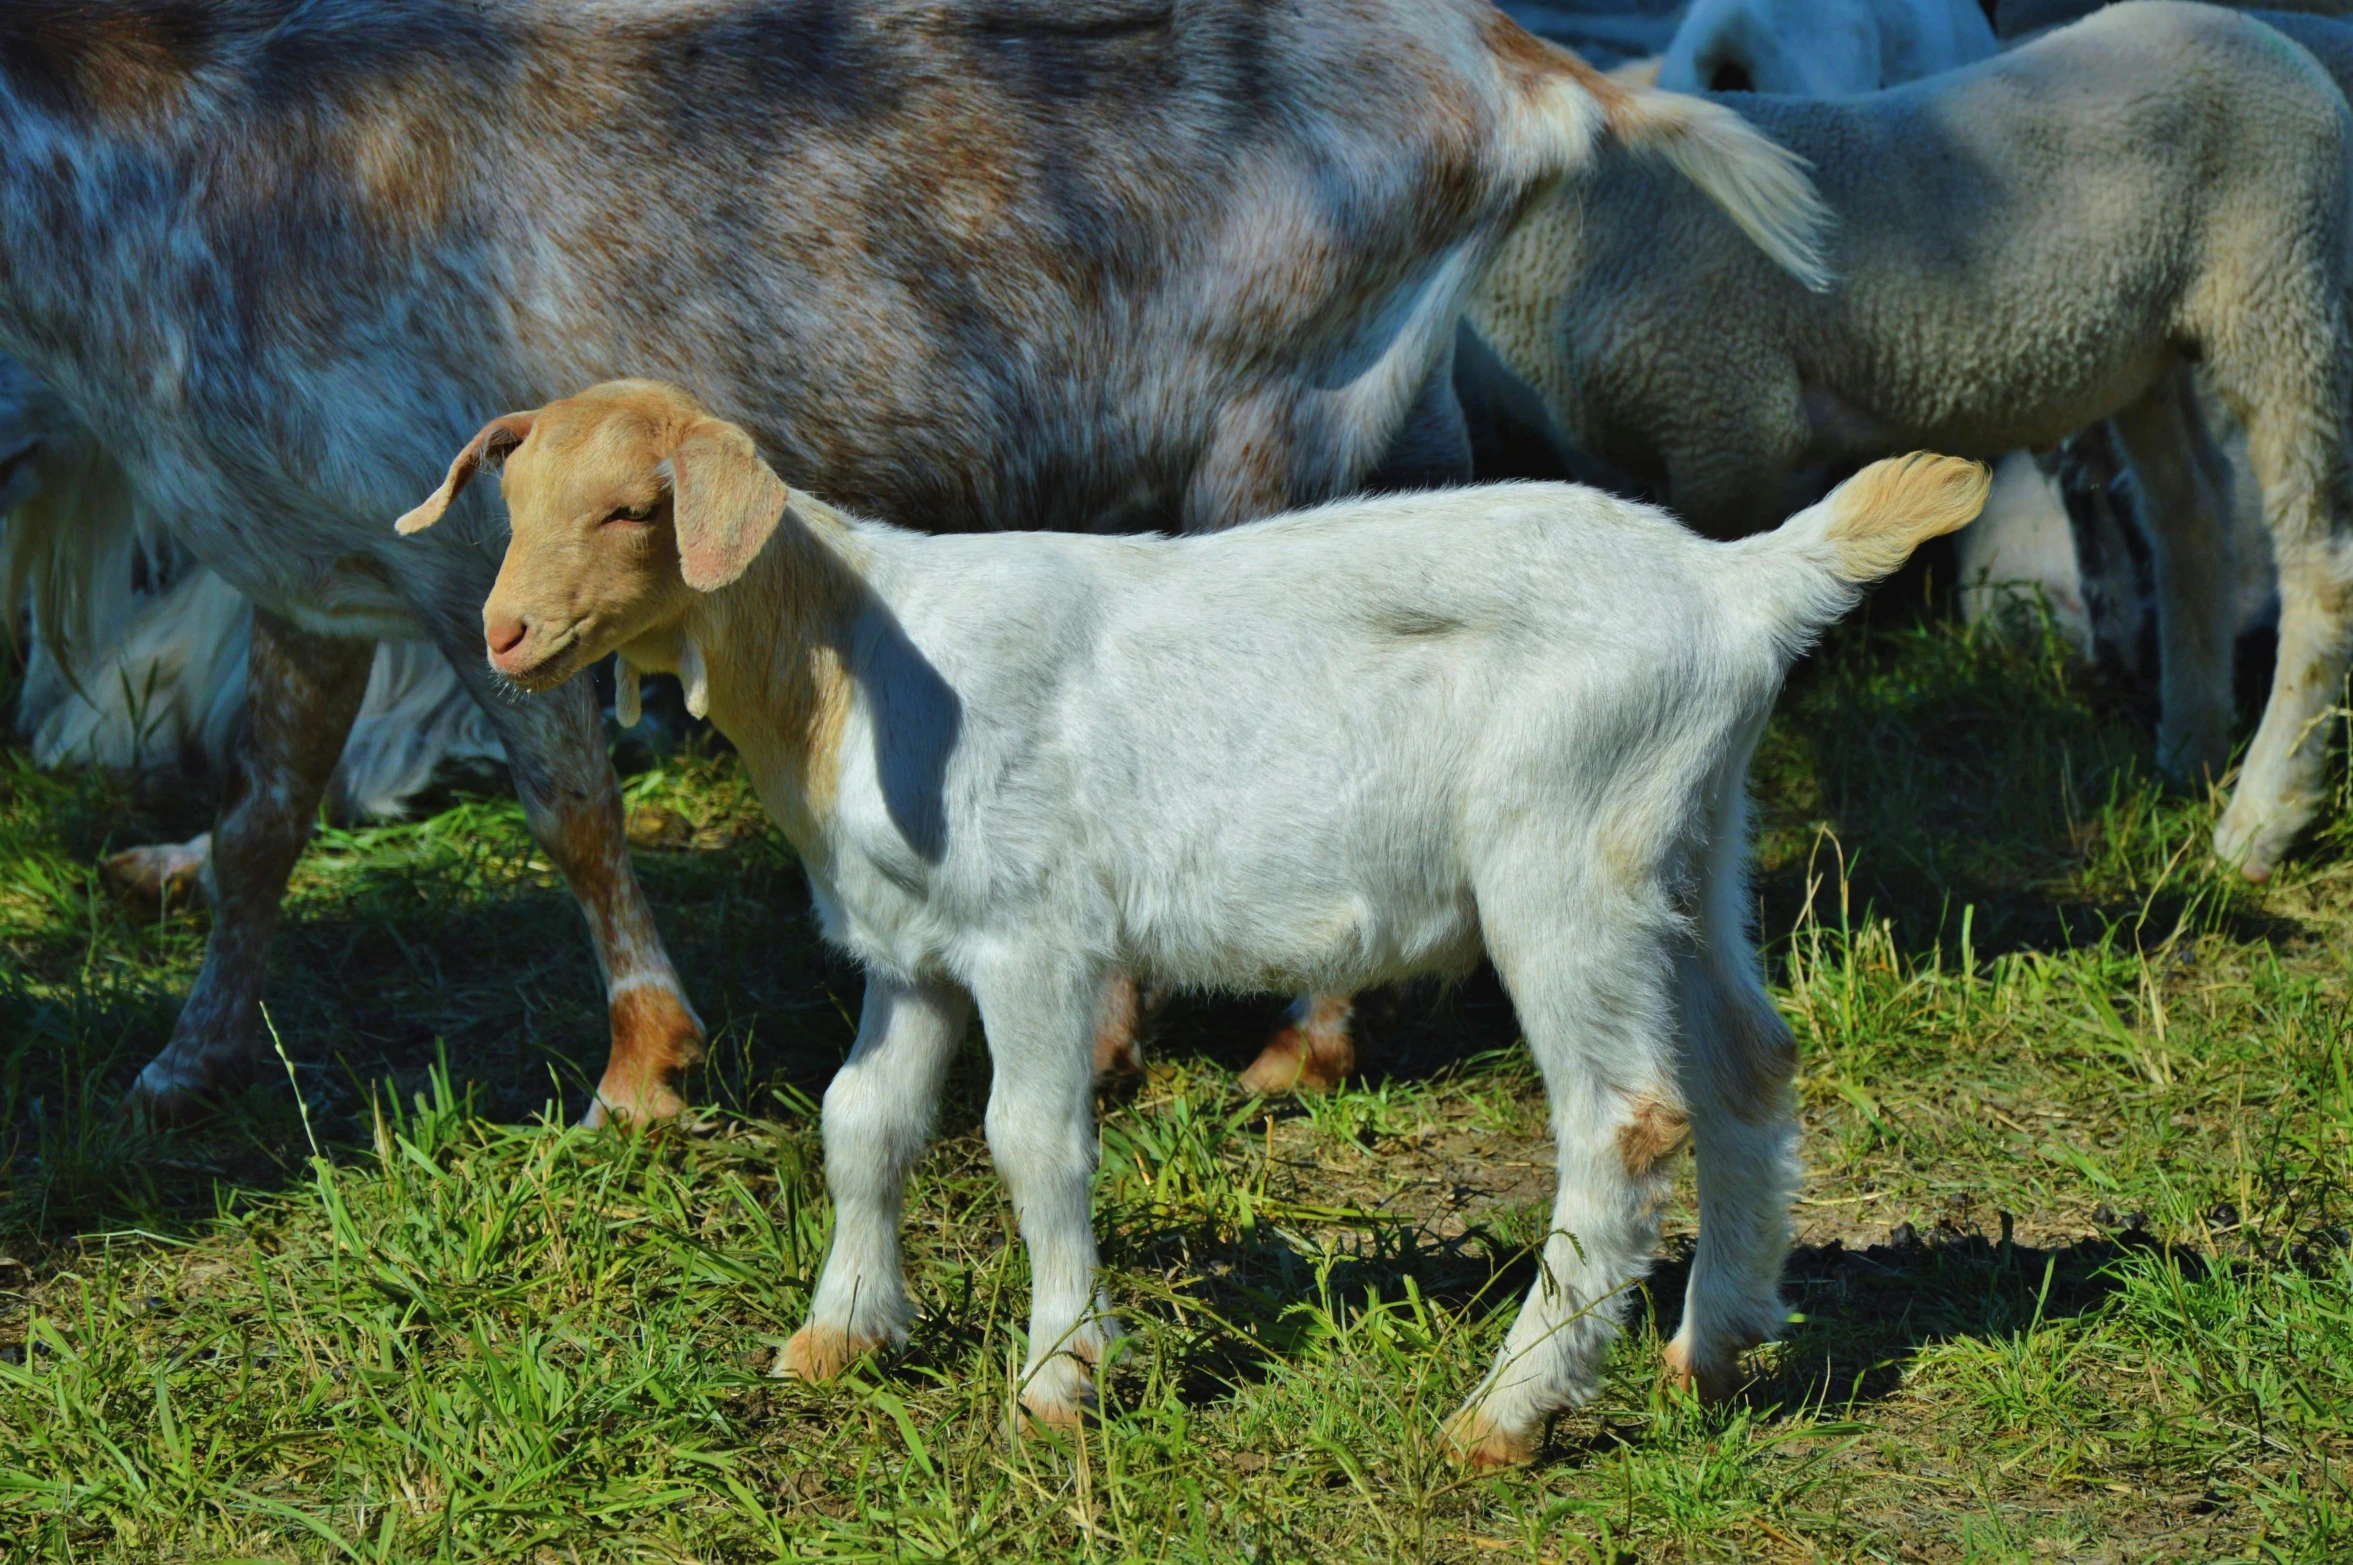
[{"x1": 642, "y1": 502, "x2": 866, "y2": 855}]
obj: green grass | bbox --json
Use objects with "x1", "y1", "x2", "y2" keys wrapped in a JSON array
[{"x1": 1, "y1": 579, "x2": 2349, "y2": 1562}]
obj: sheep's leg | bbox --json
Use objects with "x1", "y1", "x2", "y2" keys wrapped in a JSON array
[
  {"x1": 780, "y1": 973, "x2": 971, "y2": 1380},
  {"x1": 121, "y1": 611, "x2": 373, "y2": 1117},
  {"x1": 2111, "y1": 372, "x2": 2238, "y2": 785},
  {"x1": 1450, "y1": 869, "x2": 1680, "y2": 1466},
  {"x1": 2213, "y1": 410, "x2": 2353, "y2": 881},
  {"x1": 970, "y1": 953, "x2": 1119, "y2": 1429}
]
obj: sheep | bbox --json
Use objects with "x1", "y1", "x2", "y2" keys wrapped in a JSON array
[
  {"x1": 1996, "y1": 0, "x2": 2353, "y2": 44},
  {"x1": 396, "y1": 377, "x2": 1991, "y2": 1458},
  {"x1": 1642, "y1": 0, "x2": 2242, "y2": 671},
  {"x1": 0, "y1": 0, "x2": 1833, "y2": 1124},
  {"x1": 1466, "y1": 1, "x2": 2353, "y2": 881},
  {"x1": 1659, "y1": 0, "x2": 1996, "y2": 96}
]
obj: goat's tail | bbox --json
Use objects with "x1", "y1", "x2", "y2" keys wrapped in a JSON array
[
  {"x1": 1524, "y1": 40, "x2": 1833, "y2": 290},
  {"x1": 1744, "y1": 452, "x2": 1992, "y2": 647}
]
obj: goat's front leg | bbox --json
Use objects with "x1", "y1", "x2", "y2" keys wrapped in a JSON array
[
  {"x1": 779, "y1": 973, "x2": 972, "y2": 1381},
  {"x1": 511, "y1": 741, "x2": 706, "y2": 1128},
  {"x1": 418, "y1": 620, "x2": 704, "y2": 1126},
  {"x1": 971, "y1": 953, "x2": 1119, "y2": 1430},
  {"x1": 123, "y1": 610, "x2": 373, "y2": 1116}
]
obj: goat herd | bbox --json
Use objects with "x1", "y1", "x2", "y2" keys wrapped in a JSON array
[{"x1": 2, "y1": 0, "x2": 2348, "y2": 1465}]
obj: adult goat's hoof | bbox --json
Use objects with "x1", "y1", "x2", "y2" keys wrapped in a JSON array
[
  {"x1": 1663, "y1": 1334, "x2": 1753, "y2": 1404},
  {"x1": 116, "y1": 1055, "x2": 222, "y2": 1127},
  {"x1": 102, "y1": 835, "x2": 213, "y2": 919},
  {"x1": 1238, "y1": 996, "x2": 1355, "y2": 1095}
]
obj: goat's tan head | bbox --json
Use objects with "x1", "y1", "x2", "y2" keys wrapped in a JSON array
[{"x1": 396, "y1": 379, "x2": 788, "y2": 690}]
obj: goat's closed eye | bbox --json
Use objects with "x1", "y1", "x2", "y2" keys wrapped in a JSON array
[{"x1": 604, "y1": 501, "x2": 657, "y2": 524}]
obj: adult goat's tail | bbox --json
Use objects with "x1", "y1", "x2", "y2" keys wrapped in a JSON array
[
  {"x1": 1746, "y1": 453, "x2": 1992, "y2": 648},
  {"x1": 1523, "y1": 39, "x2": 1834, "y2": 290}
]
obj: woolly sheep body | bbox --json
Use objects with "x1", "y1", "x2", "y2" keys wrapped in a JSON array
[{"x1": 1469, "y1": 1, "x2": 2353, "y2": 877}]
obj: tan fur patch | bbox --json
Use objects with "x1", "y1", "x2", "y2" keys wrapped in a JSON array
[
  {"x1": 593, "y1": 985, "x2": 705, "y2": 1126},
  {"x1": 705, "y1": 498, "x2": 861, "y2": 845},
  {"x1": 1483, "y1": 3, "x2": 1621, "y2": 110},
  {"x1": 1824, "y1": 453, "x2": 1993, "y2": 582},
  {"x1": 776, "y1": 1324, "x2": 883, "y2": 1383},
  {"x1": 1616, "y1": 1095, "x2": 1693, "y2": 1178}
]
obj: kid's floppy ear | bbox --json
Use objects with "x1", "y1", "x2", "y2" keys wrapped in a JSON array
[
  {"x1": 669, "y1": 417, "x2": 789, "y2": 591},
  {"x1": 395, "y1": 412, "x2": 537, "y2": 534}
]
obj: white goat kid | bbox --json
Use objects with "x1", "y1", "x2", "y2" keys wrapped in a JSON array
[
  {"x1": 400, "y1": 381, "x2": 1990, "y2": 1462},
  {"x1": 1658, "y1": 0, "x2": 1996, "y2": 95}
]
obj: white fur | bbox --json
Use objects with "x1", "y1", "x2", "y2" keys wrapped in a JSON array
[
  {"x1": 4, "y1": 382, "x2": 502, "y2": 823},
  {"x1": 584, "y1": 453, "x2": 1978, "y2": 1448},
  {"x1": 1659, "y1": 0, "x2": 1996, "y2": 95}
]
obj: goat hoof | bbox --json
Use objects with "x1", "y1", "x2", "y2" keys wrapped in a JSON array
[
  {"x1": 775, "y1": 1325, "x2": 881, "y2": 1382},
  {"x1": 1663, "y1": 1335, "x2": 1752, "y2": 1404},
  {"x1": 117, "y1": 1056, "x2": 224, "y2": 1127},
  {"x1": 1444, "y1": 1408, "x2": 1535, "y2": 1468},
  {"x1": 102, "y1": 835, "x2": 212, "y2": 919},
  {"x1": 1238, "y1": 998, "x2": 1356, "y2": 1095},
  {"x1": 586, "y1": 987, "x2": 705, "y2": 1128},
  {"x1": 2213, "y1": 807, "x2": 2297, "y2": 885},
  {"x1": 579, "y1": 1080, "x2": 691, "y2": 1130}
]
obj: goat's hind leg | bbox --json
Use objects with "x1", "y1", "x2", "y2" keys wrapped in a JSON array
[
  {"x1": 122, "y1": 610, "x2": 373, "y2": 1117},
  {"x1": 1451, "y1": 865, "x2": 1684, "y2": 1466},
  {"x1": 780, "y1": 973, "x2": 972, "y2": 1381},
  {"x1": 1666, "y1": 759, "x2": 1797, "y2": 1400}
]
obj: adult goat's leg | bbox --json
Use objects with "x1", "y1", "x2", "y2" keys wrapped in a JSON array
[
  {"x1": 423, "y1": 623, "x2": 703, "y2": 1125},
  {"x1": 123, "y1": 610, "x2": 372, "y2": 1116},
  {"x1": 780, "y1": 973, "x2": 972, "y2": 1380},
  {"x1": 2111, "y1": 368, "x2": 2239, "y2": 785}
]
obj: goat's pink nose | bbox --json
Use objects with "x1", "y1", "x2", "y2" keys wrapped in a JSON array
[{"x1": 486, "y1": 616, "x2": 527, "y2": 656}]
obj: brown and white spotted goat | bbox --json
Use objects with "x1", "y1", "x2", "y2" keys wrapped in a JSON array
[{"x1": 0, "y1": 0, "x2": 1827, "y2": 1120}]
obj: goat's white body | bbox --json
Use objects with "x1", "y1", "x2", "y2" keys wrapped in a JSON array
[
  {"x1": 787, "y1": 496, "x2": 1796, "y2": 994},
  {"x1": 1659, "y1": 0, "x2": 1996, "y2": 95},
  {"x1": 637, "y1": 470, "x2": 1944, "y2": 1447}
]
